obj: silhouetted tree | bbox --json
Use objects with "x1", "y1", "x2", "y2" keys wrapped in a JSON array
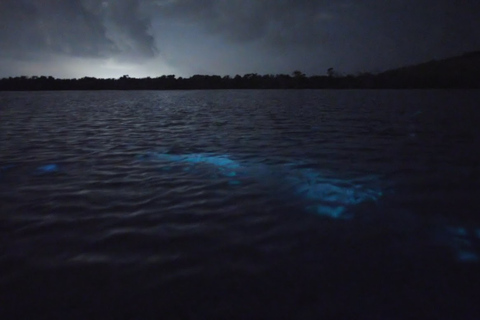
[{"x1": 327, "y1": 68, "x2": 335, "y2": 77}]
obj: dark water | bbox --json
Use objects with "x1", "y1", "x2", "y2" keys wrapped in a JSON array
[{"x1": 1, "y1": 90, "x2": 479, "y2": 319}]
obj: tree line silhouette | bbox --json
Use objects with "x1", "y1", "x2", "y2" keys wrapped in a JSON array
[{"x1": 1, "y1": 51, "x2": 479, "y2": 90}]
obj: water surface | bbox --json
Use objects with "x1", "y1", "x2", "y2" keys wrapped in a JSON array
[{"x1": 1, "y1": 90, "x2": 479, "y2": 319}]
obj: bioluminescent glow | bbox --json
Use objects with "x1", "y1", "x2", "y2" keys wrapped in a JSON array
[
  {"x1": 138, "y1": 152, "x2": 385, "y2": 219},
  {"x1": 306, "y1": 204, "x2": 349, "y2": 220},
  {"x1": 286, "y1": 168, "x2": 383, "y2": 219},
  {"x1": 35, "y1": 164, "x2": 59, "y2": 174},
  {"x1": 137, "y1": 152, "x2": 244, "y2": 179},
  {"x1": 443, "y1": 226, "x2": 479, "y2": 263},
  {"x1": 180, "y1": 154, "x2": 241, "y2": 169},
  {"x1": 0, "y1": 165, "x2": 15, "y2": 176}
]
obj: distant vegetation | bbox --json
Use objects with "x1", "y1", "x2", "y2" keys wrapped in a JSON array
[{"x1": 1, "y1": 51, "x2": 479, "y2": 90}]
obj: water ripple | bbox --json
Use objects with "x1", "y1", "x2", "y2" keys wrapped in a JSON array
[{"x1": 1, "y1": 90, "x2": 480, "y2": 318}]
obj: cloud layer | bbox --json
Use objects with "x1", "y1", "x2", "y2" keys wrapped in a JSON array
[
  {"x1": 1, "y1": 0, "x2": 479, "y2": 77},
  {"x1": 0, "y1": 0, "x2": 156, "y2": 60}
]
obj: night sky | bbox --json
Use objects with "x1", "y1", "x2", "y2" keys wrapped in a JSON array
[{"x1": 1, "y1": 0, "x2": 479, "y2": 78}]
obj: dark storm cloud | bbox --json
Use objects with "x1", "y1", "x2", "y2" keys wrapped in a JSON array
[
  {"x1": 0, "y1": 0, "x2": 156, "y2": 60},
  {"x1": 99, "y1": 0, "x2": 158, "y2": 59},
  {"x1": 155, "y1": 0, "x2": 347, "y2": 46},
  {"x1": 151, "y1": 0, "x2": 480, "y2": 74},
  {"x1": 1, "y1": 0, "x2": 479, "y2": 77},
  {"x1": 154, "y1": 0, "x2": 480, "y2": 49}
]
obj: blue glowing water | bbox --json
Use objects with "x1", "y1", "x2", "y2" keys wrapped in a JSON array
[
  {"x1": 285, "y1": 168, "x2": 384, "y2": 219},
  {"x1": 34, "y1": 164, "x2": 59, "y2": 174},
  {"x1": 136, "y1": 151, "x2": 385, "y2": 219},
  {"x1": 0, "y1": 90, "x2": 479, "y2": 319},
  {"x1": 138, "y1": 152, "x2": 243, "y2": 178}
]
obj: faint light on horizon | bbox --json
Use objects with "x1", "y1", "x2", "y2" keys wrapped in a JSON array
[
  {"x1": 64, "y1": 56, "x2": 179, "y2": 79},
  {"x1": 0, "y1": 55, "x2": 178, "y2": 79}
]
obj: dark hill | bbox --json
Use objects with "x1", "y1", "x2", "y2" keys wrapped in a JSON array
[{"x1": 375, "y1": 51, "x2": 480, "y2": 88}]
